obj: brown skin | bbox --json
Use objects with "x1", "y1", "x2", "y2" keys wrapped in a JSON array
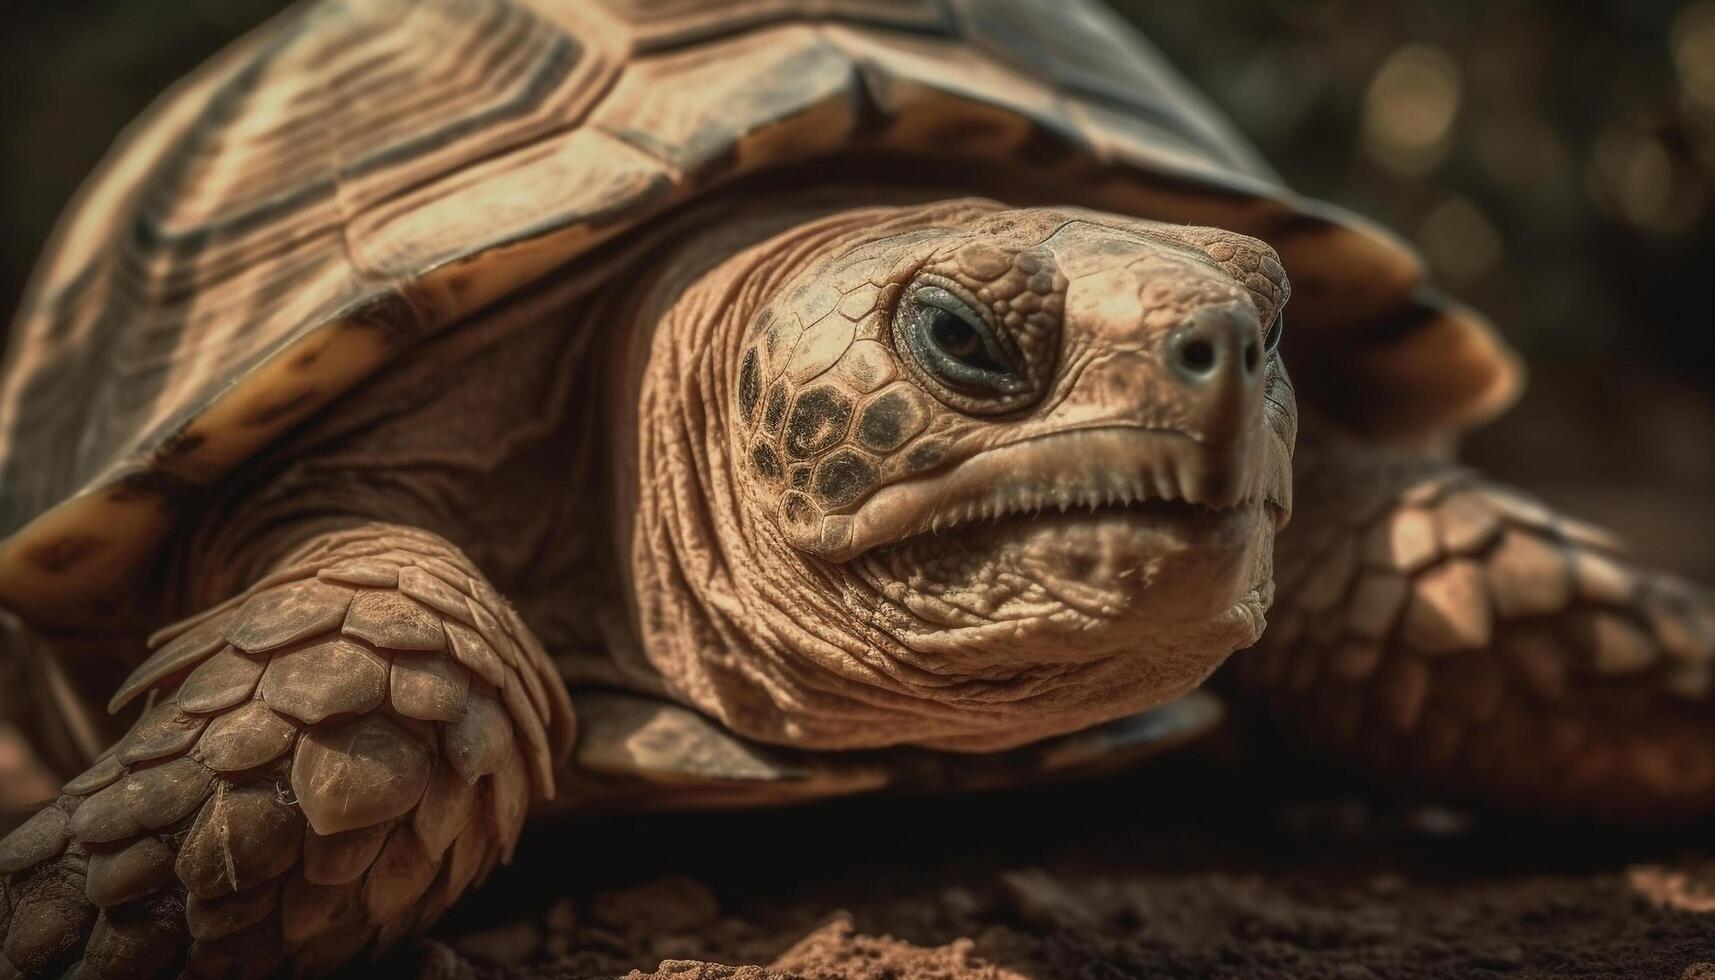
[
  {"x1": 168, "y1": 198, "x2": 1293, "y2": 758},
  {"x1": 614, "y1": 200, "x2": 1294, "y2": 751},
  {"x1": 6, "y1": 198, "x2": 1715, "y2": 977}
]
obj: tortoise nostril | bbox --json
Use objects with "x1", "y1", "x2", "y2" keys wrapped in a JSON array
[
  {"x1": 1179, "y1": 338, "x2": 1217, "y2": 375},
  {"x1": 1167, "y1": 308, "x2": 1264, "y2": 390}
]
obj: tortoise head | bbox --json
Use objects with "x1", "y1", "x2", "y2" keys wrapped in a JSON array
[{"x1": 625, "y1": 200, "x2": 1295, "y2": 751}]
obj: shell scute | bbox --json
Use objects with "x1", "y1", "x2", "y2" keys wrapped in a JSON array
[{"x1": 0, "y1": 0, "x2": 1514, "y2": 633}]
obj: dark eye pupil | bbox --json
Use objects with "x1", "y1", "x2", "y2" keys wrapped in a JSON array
[
  {"x1": 929, "y1": 310, "x2": 982, "y2": 361},
  {"x1": 927, "y1": 308, "x2": 1005, "y2": 372}
]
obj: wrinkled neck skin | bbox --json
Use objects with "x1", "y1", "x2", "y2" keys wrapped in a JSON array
[{"x1": 611, "y1": 199, "x2": 1286, "y2": 752}]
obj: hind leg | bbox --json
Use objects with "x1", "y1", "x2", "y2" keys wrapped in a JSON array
[
  {"x1": 1242, "y1": 437, "x2": 1715, "y2": 820},
  {"x1": 0, "y1": 523, "x2": 571, "y2": 977}
]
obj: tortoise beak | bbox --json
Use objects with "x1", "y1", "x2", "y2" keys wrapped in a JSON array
[{"x1": 831, "y1": 425, "x2": 1271, "y2": 561}]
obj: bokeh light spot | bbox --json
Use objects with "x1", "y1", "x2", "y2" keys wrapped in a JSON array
[
  {"x1": 1591, "y1": 127, "x2": 1705, "y2": 235},
  {"x1": 1363, "y1": 44, "x2": 1462, "y2": 176},
  {"x1": 1673, "y1": 0, "x2": 1715, "y2": 111},
  {"x1": 1418, "y1": 196, "x2": 1505, "y2": 286}
]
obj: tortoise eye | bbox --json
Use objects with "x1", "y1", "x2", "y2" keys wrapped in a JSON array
[
  {"x1": 1263, "y1": 312, "x2": 1285, "y2": 356},
  {"x1": 923, "y1": 300, "x2": 1008, "y2": 374},
  {"x1": 898, "y1": 285, "x2": 1024, "y2": 400}
]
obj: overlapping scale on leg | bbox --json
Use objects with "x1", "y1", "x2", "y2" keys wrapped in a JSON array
[
  {"x1": 0, "y1": 525, "x2": 573, "y2": 976},
  {"x1": 1249, "y1": 442, "x2": 1715, "y2": 819}
]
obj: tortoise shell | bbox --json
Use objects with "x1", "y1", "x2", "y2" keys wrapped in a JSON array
[
  {"x1": 556, "y1": 688, "x2": 1224, "y2": 811},
  {"x1": 0, "y1": 0, "x2": 1520, "y2": 624}
]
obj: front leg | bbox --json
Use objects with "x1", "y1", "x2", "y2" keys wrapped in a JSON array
[
  {"x1": 0, "y1": 524, "x2": 571, "y2": 977},
  {"x1": 1242, "y1": 438, "x2": 1715, "y2": 819}
]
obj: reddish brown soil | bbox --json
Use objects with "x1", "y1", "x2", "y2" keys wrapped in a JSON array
[
  {"x1": 397, "y1": 753, "x2": 1715, "y2": 980},
  {"x1": 390, "y1": 365, "x2": 1715, "y2": 980}
]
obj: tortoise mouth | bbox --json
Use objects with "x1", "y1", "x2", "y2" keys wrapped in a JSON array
[
  {"x1": 845, "y1": 433, "x2": 1279, "y2": 638},
  {"x1": 826, "y1": 426, "x2": 1287, "y2": 560}
]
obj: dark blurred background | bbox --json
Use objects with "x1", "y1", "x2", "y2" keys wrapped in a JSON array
[
  {"x1": 1, "y1": 0, "x2": 1712, "y2": 572},
  {"x1": 1137, "y1": 0, "x2": 1715, "y2": 581}
]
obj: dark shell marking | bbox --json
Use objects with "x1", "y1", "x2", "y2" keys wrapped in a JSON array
[
  {"x1": 856, "y1": 387, "x2": 928, "y2": 452},
  {"x1": 733, "y1": 251, "x2": 961, "y2": 544},
  {"x1": 737, "y1": 349, "x2": 761, "y2": 423},
  {"x1": 761, "y1": 384, "x2": 788, "y2": 435},
  {"x1": 780, "y1": 492, "x2": 818, "y2": 533},
  {"x1": 750, "y1": 442, "x2": 782, "y2": 483},
  {"x1": 25, "y1": 535, "x2": 106, "y2": 574},
  {"x1": 906, "y1": 440, "x2": 948, "y2": 472},
  {"x1": 784, "y1": 386, "x2": 854, "y2": 460},
  {"x1": 813, "y1": 449, "x2": 879, "y2": 509}
]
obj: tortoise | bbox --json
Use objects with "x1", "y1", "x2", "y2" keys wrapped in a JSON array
[{"x1": 0, "y1": 0, "x2": 1711, "y2": 975}]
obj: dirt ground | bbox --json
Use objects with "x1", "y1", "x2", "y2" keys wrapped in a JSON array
[
  {"x1": 0, "y1": 378, "x2": 1708, "y2": 978},
  {"x1": 1, "y1": 4, "x2": 1711, "y2": 978},
  {"x1": 391, "y1": 368, "x2": 1715, "y2": 980},
  {"x1": 394, "y1": 751, "x2": 1715, "y2": 980},
  {"x1": 2, "y1": 364, "x2": 1708, "y2": 980},
  {"x1": 0, "y1": 371, "x2": 1707, "y2": 980}
]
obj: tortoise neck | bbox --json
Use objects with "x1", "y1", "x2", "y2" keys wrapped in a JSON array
[
  {"x1": 604, "y1": 200, "x2": 938, "y2": 739},
  {"x1": 603, "y1": 197, "x2": 906, "y2": 586}
]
